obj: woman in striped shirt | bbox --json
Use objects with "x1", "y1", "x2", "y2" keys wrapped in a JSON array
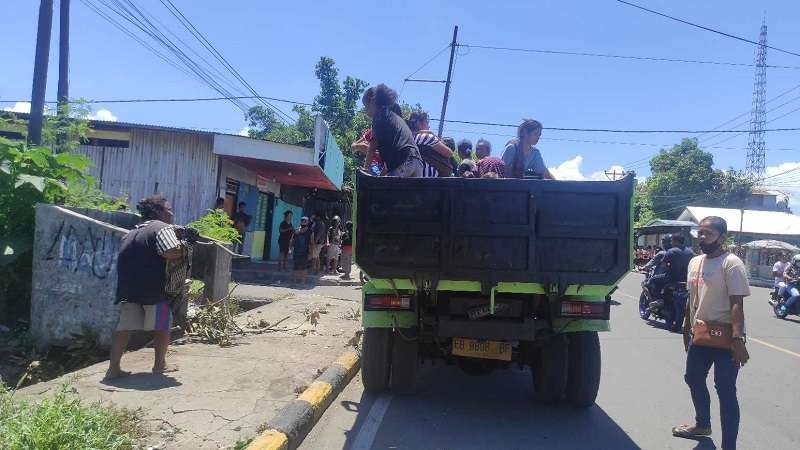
[{"x1": 406, "y1": 111, "x2": 456, "y2": 177}]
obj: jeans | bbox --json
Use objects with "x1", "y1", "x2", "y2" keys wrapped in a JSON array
[
  {"x1": 784, "y1": 286, "x2": 800, "y2": 310},
  {"x1": 340, "y1": 249, "x2": 352, "y2": 277},
  {"x1": 387, "y1": 158, "x2": 423, "y2": 177},
  {"x1": 685, "y1": 343, "x2": 740, "y2": 450}
]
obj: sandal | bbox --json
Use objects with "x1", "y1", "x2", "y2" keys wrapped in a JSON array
[{"x1": 672, "y1": 424, "x2": 712, "y2": 438}]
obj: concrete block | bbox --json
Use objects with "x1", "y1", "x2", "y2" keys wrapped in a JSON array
[{"x1": 31, "y1": 204, "x2": 129, "y2": 348}]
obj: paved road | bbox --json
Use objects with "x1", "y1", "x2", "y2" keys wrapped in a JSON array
[{"x1": 300, "y1": 272, "x2": 800, "y2": 450}]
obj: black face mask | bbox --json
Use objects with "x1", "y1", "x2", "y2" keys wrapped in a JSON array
[{"x1": 699, "y1": 237, "x2": 722, "y2": 255}]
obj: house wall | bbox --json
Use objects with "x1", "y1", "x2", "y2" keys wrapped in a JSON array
[{"x1": 74, "y1": 129, "x2": 218, "y2": 225}]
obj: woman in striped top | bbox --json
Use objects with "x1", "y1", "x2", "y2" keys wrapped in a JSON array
[{"x1": 406, "y1": 111, "x2": 456, "y2": 177}]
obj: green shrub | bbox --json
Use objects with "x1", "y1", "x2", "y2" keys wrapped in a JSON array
[
  {"x1": 188, "y1": 208, "x2": 241, "y2": 243},
  {"x1": 0, "y1": 383, "x2": 145, "y2": 449}
]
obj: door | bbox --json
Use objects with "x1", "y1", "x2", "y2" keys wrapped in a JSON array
[{"x1": 259, "y1": 192, "x2": 276, "y2": 260}]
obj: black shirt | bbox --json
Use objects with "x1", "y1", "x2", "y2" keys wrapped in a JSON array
[
  {"x1": 116, "y1": 220, "x2": 179, "y2": 305},
  {"x1": 278, "y1": 221, "x2": 294, "y2": 246},
  {"x1": 372, "y1": 107, "x2": 421, "y2": 172},
  {"x1": 664, "y1": 246, "x2": 695, "y2": 283}
]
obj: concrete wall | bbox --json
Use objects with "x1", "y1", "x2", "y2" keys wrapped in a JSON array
[
  {"x1": 31, "y1": 204, "x2": 128, "y2": 348},
  {"x1": 31, "y1": 204, "x2": 236, "y2": 349}
]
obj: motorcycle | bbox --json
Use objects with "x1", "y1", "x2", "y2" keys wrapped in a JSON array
[
  {"x1": 639, "y1": 269, "x2": 688, "y2": 331},
  {"x1": 769, "y1": 282, "x2": 800, "y2": 319}
]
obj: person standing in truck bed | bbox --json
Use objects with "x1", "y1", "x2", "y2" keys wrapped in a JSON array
[{"x1": 362, "y1": 84, "x2": 423, "y2": 177}]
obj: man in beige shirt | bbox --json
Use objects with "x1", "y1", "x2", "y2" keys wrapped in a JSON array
[{"x1": 672, "y1": 216, "x2": 750, "y2": 450}]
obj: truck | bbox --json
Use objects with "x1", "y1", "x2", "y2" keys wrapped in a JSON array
[{"x1": 354, "y1": 170, "x2": 634, "y2": 407}]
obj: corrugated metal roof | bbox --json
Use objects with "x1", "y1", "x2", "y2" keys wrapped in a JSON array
[
  {"x1": 679, "y1": 206, "x2": 800, "y2": 236},
  {"x1": 741, "y1": 240, "x2": 799, "y2": 251},
  {"x1": 640, "y1": 219, "x2": 698, "y2": 229}
]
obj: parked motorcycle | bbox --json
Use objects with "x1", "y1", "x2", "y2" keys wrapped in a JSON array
[
  {"x1": 639, "y1": 269, "x2": 688, "y2": 331},
  {"x1": 769, "y1": 283, "x2": 800, "y2": 319}
]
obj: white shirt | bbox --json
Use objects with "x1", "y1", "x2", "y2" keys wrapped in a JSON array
[{"x1": 773, "y1": 261, "x2": 788, "y2": 285}]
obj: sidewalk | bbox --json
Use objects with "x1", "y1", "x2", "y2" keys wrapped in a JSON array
[
  {"x1": 232, "y1": 260, "x2": 361, "y2": 287},
  {"x1": 17, "y1": 285, "x2": 363, "y2": 449}
]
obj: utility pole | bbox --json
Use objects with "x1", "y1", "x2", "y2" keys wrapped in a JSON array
[
  {"x1": 437, "y1": 25, "x2": 458, "y2": 137},
  {"x1": 57, "y1": 0, "x2": 70, "y2": 110},
  {"x1": 28, "y1": 0, "x2": 54, "y2": 145}
]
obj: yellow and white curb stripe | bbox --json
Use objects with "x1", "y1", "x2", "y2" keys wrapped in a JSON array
[{"x1": 247, "y1": 351, "x2": 361, "y2": 450}]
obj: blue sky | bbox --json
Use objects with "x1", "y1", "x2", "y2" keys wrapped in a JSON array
[{"x1": 2, "y1": 1, "x2": 799, "y2": 199}]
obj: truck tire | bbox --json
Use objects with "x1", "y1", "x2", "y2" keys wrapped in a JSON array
[
  {"x1": 362, "y1": 328, "x2": 391, "y2": 393},
  {"x1": 532, "y1": 334, "x2": 568, "y2": 404},
  {"x1": 390, "y1": 327, "x2": 418, "y2": 394},
  {"x1": 565, "y1": 331, "x2": 601, "y2": 408}
]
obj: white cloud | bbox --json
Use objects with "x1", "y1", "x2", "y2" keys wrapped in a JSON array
[
  {"x1": 88, "y1": 108, "x2": 118, "y2": 122},
  {"x1": 548, "y1": 155, "x2": 627, "y2": 181},
  {"x1": 2, "y1": 101, "x2": 31, "y2": 113},
  {"x1": 238, "y1": 126, "x2": 251, "y2": 137},
  {"x1": 549, "y1": 155, "x2": 587, "y2": 180},
  {"x1": 765, "y1": 161, "x2": 800, "y2": 214}
]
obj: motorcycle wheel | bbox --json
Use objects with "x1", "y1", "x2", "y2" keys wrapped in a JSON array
[
  {"x1": 774, "y1": 303, "x2": 789, "y2": 319},
  {"x1": 638, "y1": 292, "x2": 651, "y2": 320}
]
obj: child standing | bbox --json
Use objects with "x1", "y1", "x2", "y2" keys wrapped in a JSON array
[{"x1": 340, "y1": 221, "x2": 354, "y2": 280}]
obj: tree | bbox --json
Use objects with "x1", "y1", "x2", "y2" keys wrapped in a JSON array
[
  {"x1": 641, "y1": 138, "x2": 754, "y2": 220},
  {"x1": 244, "y1": 57, "x2": 370, "y2": 187},
  {"x1": 245, "y1": 104, "x2": 314, "y2": 145},
  {"x1": 647, "y1": 138, "x2": 716, "y2": 218},
  {"x1": 707, "y1": 169, "x2": 753, "y2": 209},
  {"x1": 633, "y1": 182, "x2": 656, "y2": 228}
]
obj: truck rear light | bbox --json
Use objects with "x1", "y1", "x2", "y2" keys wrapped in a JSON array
[
  {"x1": 559, "y1": 300, "x2": 610, "y2": 320},
  {"x1": 364, "y1": 294, "x2": 413, "y2": 310}
]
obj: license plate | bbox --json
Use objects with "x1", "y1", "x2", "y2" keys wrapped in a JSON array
[{"x1": 452, "y1": 338, "x2": 512, "y2": 361}]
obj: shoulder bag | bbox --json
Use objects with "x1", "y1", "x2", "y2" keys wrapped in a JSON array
[{"x1": 691, "y1": 256, "x2": 733, "y2": 349}]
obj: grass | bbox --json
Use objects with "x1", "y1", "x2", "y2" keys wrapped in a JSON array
[{"x1": 0, "y1": 382, "x2": 145, "y2": 450}]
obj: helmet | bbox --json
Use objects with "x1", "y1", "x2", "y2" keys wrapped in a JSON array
[
  {"x1": 793, "y1": 254, "x2": 800, "y2": 267},
  {"x1": 661, "y1": 234, "x2": 672, "y2": 249}
]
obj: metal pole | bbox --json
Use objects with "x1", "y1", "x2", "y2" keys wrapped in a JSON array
[
  {"x1": 28, "y1": 0, "x2": 54, "y2": 146},
  {"x1": 57, "y1": 0, "x2": 70, "y2": 109},
  {"x1": 437, "y1": 25, "x2": 458, "y2": 137}
]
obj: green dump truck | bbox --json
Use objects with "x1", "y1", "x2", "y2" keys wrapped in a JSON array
[{"x1": 355, "y1": 170, "x2": 634, "y2": 407}]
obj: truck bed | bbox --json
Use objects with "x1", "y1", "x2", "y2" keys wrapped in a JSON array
[{"x1": 355, "y1": 170, "x2": 634, "y2": 292}]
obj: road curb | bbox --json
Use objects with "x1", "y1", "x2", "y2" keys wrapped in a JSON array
[{"x1": 247, "y1": 351, "x2": 361, "y2": 450}]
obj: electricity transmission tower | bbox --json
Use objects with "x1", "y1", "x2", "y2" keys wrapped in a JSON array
[{"x1": 746, "y1": 18, "x2": 768, "y2": 182}]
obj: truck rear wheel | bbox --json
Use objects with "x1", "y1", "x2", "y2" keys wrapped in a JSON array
[
  {"x1": 531, "y1": 334, "x2": 568, "y2": 404},
  {"x1": 362, "y1": 328, "x2": 391, "y2": 393},
  {"x1": 390, "y1": 327, "x2": 418, "y2": 394},
  {"x1": 565, "y1": 331, "x2": 601, "y2": 408}
]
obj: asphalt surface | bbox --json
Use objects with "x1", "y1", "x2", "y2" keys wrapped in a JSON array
[{"x1": 300, "y1": 272, "x2": 800, "y2": 450}]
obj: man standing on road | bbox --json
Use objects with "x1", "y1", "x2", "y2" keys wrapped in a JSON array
[
  {"x1": 106, "y1": 194, "x2": 184, "y2": 380},
  {"x1": 673, "y1": 216, "x2": 750, "y2": 450}
]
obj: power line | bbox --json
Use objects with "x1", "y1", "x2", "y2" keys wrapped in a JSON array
[
  {"x1": 459, "y1": 44, "x2": 800, "y2": 70},
  {"x1": 615, "y1": 0, "x2": 800, "y2": 58},
  {"x1": 0, "y1": 96, "x2": 313, "y2": 106},
  {"x1": 85, "y1": 0, "x2": 252, "y2": 113},
  {"x1": 157, "y1": 0, "x2": 293, "y2": 123},
  {"x1": 432, "y1": 117, "x2": 800, "y2": 133}
]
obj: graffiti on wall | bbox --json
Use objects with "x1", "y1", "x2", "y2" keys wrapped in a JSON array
[{"x1": 44, "y1": 222, "x2": 120, "y2": 279}]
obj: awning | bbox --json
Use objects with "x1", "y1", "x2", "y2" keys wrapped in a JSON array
[{"x1": 223, "y1": 155, "x2": 338, "y2": 191}]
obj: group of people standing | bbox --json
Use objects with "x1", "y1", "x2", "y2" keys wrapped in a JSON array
[
  {"x1": 353, "y1": 83, "x2": 555, "y2": 181},
  {"x1": 277, "y1": 211, "x2": 353, "y2": 283}
]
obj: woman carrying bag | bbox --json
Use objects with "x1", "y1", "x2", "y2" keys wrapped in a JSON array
[{"x1": 672, "y1": 216, "x2": 750, "y2": 450}]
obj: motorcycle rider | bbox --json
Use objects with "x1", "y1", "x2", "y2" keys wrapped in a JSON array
[
  {"x1": 772, "y1": 256, "x2": 789, "y2": 298},
  {"x1": 779, "y1": 254, "x2": 800, "y2": 315},
  {"x1": 648, "y1": 234, "x2": 694, "y2": 311}
]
